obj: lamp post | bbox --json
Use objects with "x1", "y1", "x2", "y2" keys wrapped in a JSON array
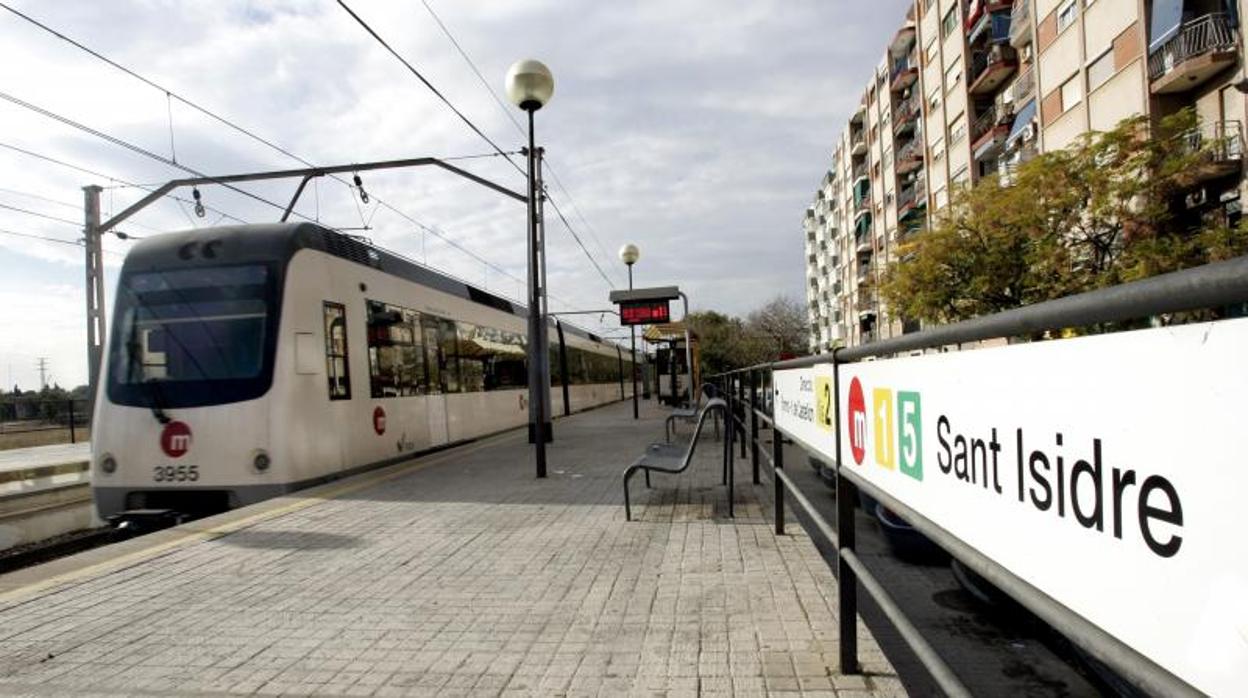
[
  {"x1": 507, "y1": 59, "x2": 555, "y2": 478},
  {"x1": 619, "y1": 243, "x2": 640, "y2": 419}
]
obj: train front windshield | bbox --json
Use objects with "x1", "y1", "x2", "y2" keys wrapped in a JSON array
[{"x1": 107, "y1": 264, "x2": 279, "y2": 408}]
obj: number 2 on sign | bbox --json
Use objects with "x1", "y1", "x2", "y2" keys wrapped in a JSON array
[{"x1": 814, "y1": 376, "x2": 834, "y2": 433}]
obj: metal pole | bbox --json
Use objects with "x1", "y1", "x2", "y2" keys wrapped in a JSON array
[
  {"x1": 678, "y1": 291, "x2": 693, "y2": 406},
  {"x1": 67, "y1": 398, "x2": 76, "y2": 444},
  {"x1": 82, "y1": 185, "x2": 104, "y2": 417},
  {"x1": 750, "y1": 369, "x2": 759, "y2": 485},
  {"x1": 524, "y1": 109, "x2": 547, "y2": 477},
  {"x1": 628, "y1": 264, "x2": 638, "y2": 419},
  {"x1": 772, "y1": 409, "x2": 785, "y2": 535},
  {"x1": 834, "y1": 349, "x2": 859, "y2": 674},
  {"x1": 536, "y1": 148, "x2": 553, "y2": 442},
  {"x1": 724, "y1": 375, "x2": 733, "y2": 486}
]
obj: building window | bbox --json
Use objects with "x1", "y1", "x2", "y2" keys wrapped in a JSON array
[
  {"x1": 945, "y1": 61, "x2": 962, "y2": 93},
  {"x1": 952, "y1": 164, "x2": 970, "y2": 184},
  {"x1": 942, "y1": 5, "x2": 958, "y2": 37},
  {"x1": 1087, "y1": 49, "x2": 1114, "y2": 91},
  {"x1": 1061, "y1": 74, "x2": 1082, "y2": 112},
  {"x1": 934, "y1": 187, "x2": 949, "y2": 208},
  {"x1": 925, "y1": 38, "x2": 938, "y2": 66},
  {"x1": 931, "y1": 136, "x2": 946, "y2": 163},
  {"x1": 949, "y1": 113, "x2": 967, "y2": 144},
  {"x1": 1057, "y1": 0, "x2": 1078, "y2": 33},
  {"x1": 928, "y1": 83, "x2": 942, "y2": 110},
  {"x1": 323, "y1": 302, "x2": 351, "y2": 400}
]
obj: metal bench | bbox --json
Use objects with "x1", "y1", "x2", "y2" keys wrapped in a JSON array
[
  {"x1": 664, "y1": 383, "x2": 721, "y2": 442},
  {"x1": 624, "y1": 398, "x2": 727, "y2": 521}
]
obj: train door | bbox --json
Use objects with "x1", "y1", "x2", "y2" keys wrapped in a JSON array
[{"x1": 421, "y1": 316, "x2": 450, "y2": 445}]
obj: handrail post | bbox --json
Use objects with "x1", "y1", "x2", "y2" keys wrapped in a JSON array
[
  {"x1": 723, "y1": 376, "x2": 733, "y2": 486},
  {"x1": 727, "y1": 380, "x2": 735, "y2": 518},
  {"x1": 833, "y1": 348, "x2": 860, "y2": 674},
  {"x1": 67, "y1": 398, "x2": 76, "y2": 444},
  {"x1": 749, "y1": 369, "x2": 760, "y2": 485},
  {"x1": 736, "y1": 372, "x2": 747, "y2": 458},
  {"x1": 773, "y1": 415, "x2": 785, "y2": 535}
]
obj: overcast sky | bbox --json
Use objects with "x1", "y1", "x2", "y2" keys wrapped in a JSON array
[{"x1": 0, "y1": 0, "x2": 908, "y2": 391}]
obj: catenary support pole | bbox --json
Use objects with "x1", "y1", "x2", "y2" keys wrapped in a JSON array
[
  {"x1": 82, "y1": 185, "x2": 105, "y2": 416},
  {"x1": 524, "y1": 110, "x2": 547, "y2": 477}
]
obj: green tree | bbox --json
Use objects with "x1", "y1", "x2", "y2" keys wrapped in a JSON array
[{"x1": 882, "y1": 109, "x2": 1248, "y2": 325}]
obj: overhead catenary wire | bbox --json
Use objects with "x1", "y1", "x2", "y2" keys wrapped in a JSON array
[
  {"x1": 0, "y1": 202, "x2": 143, "y2": 239},
  {"x1": 0, "y1": 141, "x2": 248, "y2": 225},
  {"x1": 1, "y1": 5, "x2": 609, "y2": 327},
  {"x1": 415, "y1": 0, "x2": 622, "y2": 288},
  {"x1": 0, "y1": 5, "x2": 542, "y2": 301}
]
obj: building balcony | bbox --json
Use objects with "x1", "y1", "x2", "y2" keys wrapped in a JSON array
[
  {"x1": 889, "y1": 24, "x2": 917, "y2": 58},
  {"x1": 1009, "y1": 0, "x2": 1031, "y2": 48},
  {"x1": 1178, "y1": 120, "x2": 1244, "y2": 184},
  {"x1": 852, "y1": 160, "x2": 869, "y2": 184},
  {"x1": 893, "y1": 92, "x2": 920, "y2": 135},
  {"x1": 1149, "y1": 13, "x2": 1238, "y2": 94},
  {"x1": 1010, "y1": 66, "x2": 1035, "y2": 105},
  {"x1": 890, "y1": 57, "x2": 919, "y2": 93},
  {"x1": 895, "y1": 138, "x2": 924, "y2": 175},
  {"x1": 971, "y1": 103, "x2": 1014, "y2": 160},
  {"x1": 851, "y1": 131, "x2": 868, "y2": 157},
  {"x1": 896, "y1": 179, "x2": 927, "y2": 221},
  {"x1": 969, "y1": 45, "x2": 1018, "y2": 96},
  {"x1": 967, "y1": 2, "x2": 1013, "y2": 45}
]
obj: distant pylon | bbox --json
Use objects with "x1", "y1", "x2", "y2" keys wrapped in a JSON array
[{"x1": 36, "y1": 357, "x2": 48, "y2": 391}]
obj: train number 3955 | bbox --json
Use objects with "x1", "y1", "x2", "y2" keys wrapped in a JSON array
[{"x1": 153, "y1": 465, "x2": 199, "y2": 482}]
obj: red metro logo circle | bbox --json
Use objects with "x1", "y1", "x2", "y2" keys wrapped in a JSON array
[
  {"x1": 373, "y1": 406, "x2": 387, "y2": 435},
  {"x1": 160, "y1": 421, "x2": 193, "y2": 458},
  {"x1": 847, "y1": 377, "x2": 867, "y2": 465}
]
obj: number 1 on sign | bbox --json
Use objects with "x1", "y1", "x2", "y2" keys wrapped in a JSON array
[{"x1": 873, "y1": 388, "x2": 895, "y2": 469}]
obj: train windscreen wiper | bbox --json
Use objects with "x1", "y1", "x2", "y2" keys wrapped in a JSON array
[{"x1": 144, "y1": 378, "x2": 172, "y2": 425}]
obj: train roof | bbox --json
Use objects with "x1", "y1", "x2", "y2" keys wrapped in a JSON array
[{"x1": 122, "y1": 222, "x2": 615, "y2": 346}]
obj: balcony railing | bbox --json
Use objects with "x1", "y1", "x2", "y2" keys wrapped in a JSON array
[
  {"x1": 852, "y1": 160, "x2": 869, "y2": 181},
  {"x1": 896, "y1": 138, "x2": 923, "y2": 172},
  {"x1": 1148, "y1": 13, "x2": 1238, "y2": 83},
  {"x1": 893, "y1": 92, "x2": 920, "y2": 128},
  {"x1": 1010, "y1": 66, "x2": 1035, "y2": 104},
  {"x1": 1179, "y1": 120, "x2": 1244, "y2": 180}
]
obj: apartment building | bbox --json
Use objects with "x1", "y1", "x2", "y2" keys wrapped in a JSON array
[{"x1": 805, "y1": 0, "x2": 1246, "y2": 353}]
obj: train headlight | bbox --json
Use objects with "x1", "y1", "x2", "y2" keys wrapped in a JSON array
[
  {"x1": 252, "y1": 451, "x2": 271, "y2": 472},
  {"x1": 100, "y1": 455, "x2": 117, "y2": 475}
]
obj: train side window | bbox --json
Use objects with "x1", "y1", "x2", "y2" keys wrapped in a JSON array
[
  {"x1": 456, "y1": 322, "x2": 486, "y2": 392},
  {"x1": 439, "y1": 318, "x2": 461, "y2": 393},
  {"x1": 323, "y1": 302, "x2": 351, "y2": 400},
  {"x1": 366, "y1": 299, "x2": 426, "y2": 398}
]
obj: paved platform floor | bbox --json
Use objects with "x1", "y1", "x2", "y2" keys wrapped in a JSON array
[
  {"x1": 0, "y1": 443, "x2": 90, "y2": 475},
  {"x1": 0, "y1": 402, "x2": 902, "y2": 697}
]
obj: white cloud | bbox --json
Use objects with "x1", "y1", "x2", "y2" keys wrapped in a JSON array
[{"x1": 0, "y1": 0, "x2": 911, "y2": 388}]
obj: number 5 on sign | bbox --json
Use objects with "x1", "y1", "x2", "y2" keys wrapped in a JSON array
[
  {"x1": 897, "y1": 391, "x2": 923, "y2": 481},
  {"x1": 815, "y1": 376, "x2": 834, "y2": 433}
]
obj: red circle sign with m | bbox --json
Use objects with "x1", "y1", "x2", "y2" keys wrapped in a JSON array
[
  {"x1": 847, "y1": 378, "x2": 866, "y2": 465},
  {"x1": 373, "y1": 406, "x2": 386, "y2": 435},
  {"x1": 160, "y1": 421, "x2": 193, "y2": 458}
]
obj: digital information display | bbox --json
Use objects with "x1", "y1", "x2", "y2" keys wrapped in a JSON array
[{"x1": 619, "y1": 300, "x2": 671, "y2": 326}]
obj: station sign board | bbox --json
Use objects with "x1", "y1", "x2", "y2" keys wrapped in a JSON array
[
  {"x1": 773, "y1": 318, "x2": 1248, "y2": 696},
  {"x1": 609, "y1": 286, "x2": 680, "y2": 327},
  {"x1": 619, "y1": 299, "x2": 671, "y2": 326}
]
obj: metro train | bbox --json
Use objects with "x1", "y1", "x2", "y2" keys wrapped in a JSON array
[{"x1": 91, "y1": 222, "x2": 634, "y2": 520}]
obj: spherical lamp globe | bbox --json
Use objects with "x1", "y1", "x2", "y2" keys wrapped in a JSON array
[
  {"x1": 619, "y1": 243, "x2": 640, "y2": 266},
  {"x1": 505, "y1": 59, "x2": 554, "y2": 111}
]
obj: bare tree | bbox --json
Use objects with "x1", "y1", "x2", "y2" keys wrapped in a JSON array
[{"x1": 746, "y1": 295, "x2": 807, "y2": 358}]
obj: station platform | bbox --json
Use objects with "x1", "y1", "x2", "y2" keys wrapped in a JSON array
[
  {"x1": 0, "y1": 443, "x2": 94, "y2": 552},
  {"x1": 0, "y1": 401, "x2": 902, "y2": 697}
]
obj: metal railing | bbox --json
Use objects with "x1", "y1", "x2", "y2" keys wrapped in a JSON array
[
  {"x1": 893, "y1": 91, "x2": 920, "y2": 126},
  {"x1": 1010, "y1": 66, "x2": 1035, "y2": 104},
  {"x1": 852, "y1": 160, "x2": 868, "y2": 181},
  {"x1": 708, "y1": 255, "x2": 1248, "y2": 697},
  {"x1": 0, "y1": 398, "x2": 91, "y2": 446},
  {"x1": 896, "y1": 137, "x2": 923, "y2": 165},
  {"x1": 1148, "y1": 12, "x2": 1238, "y2": 81},
  {"x1": 1182, "y1": 119, "x2": 1244, "y2": 162},
  {"x1": 971, "y1": 103, "x2": 1011, "y2": 144}
]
